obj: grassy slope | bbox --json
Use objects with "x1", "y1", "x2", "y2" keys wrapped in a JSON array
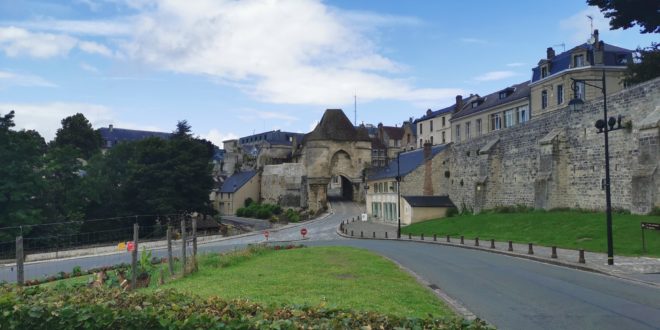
[
  {"x1": 401, "y1": 211, "x2": 660, "y2": 257},
  {"x1": 155, "y1": 246, "x2": 452, "y2": 318}
]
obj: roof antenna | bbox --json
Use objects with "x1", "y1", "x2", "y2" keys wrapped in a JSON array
[
  {"x1": 553, "y1": 43, "x2": 566, "y2": 52},
  {"x1": 354, "y1": 91, "x2": 357, "y2": 126},
  {"x1": 587, "y1": 15, "x2": 594, "y2": 40}
]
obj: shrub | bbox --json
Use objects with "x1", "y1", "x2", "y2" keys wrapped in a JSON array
[
  {"x1": 446, "y1": 207, "x2": 459, "y2": 218},
  {"x1": 244, "y1": 197, "x2": 254, "y2": 207},
  {"x1": 72, "y1": 266, "x2": 82, "y2": 277},
  {"x1": 256, "y1": 208, "x2": 271, "y2": 219}
]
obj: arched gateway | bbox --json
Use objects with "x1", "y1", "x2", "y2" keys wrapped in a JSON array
[{"x1": 300, "y1": 109, "x2": 371, "y2": 212}]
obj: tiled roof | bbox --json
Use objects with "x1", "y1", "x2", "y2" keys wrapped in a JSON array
[
  {"x1": 402, "y1": 195, "x2": 455, "y2": 208},
  {"x1": 220, "y1": 171, "x2": 258, "y2": 193},
  {"x1": 531, "y1": 42, "x2": 633, "y2": 82},
  {"x1": 452, "y1": 81, "x2": 530, "y2": 120},
  {"x1": 368, "y1": 144, "x2": 447, "y2": 181},
  {"x1": 98, "y1": 126, "x2": 171, "y2": 145},
  {"x1": 305, "y1": 109, "x2": 371, "y2": 142},
  {"x1": 381, "y1": 126, "x2": 404, "y2": 140}
]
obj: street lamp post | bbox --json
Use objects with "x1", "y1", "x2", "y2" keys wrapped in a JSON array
[
  {"x1": 569, "y1": 69, "x2": 623, "y2": 266},
  {"x1": 396, "y1": 151, "x2": 402, "y2": 239}
]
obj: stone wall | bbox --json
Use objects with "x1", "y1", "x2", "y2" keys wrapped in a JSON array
[
  {"x1": 448, "y1": 77, "x2": 660, "y2": 214},
  {"x1": 261, "y1": 163, "x2": 307, "y2": 208},
  {"x1": 399, "y1": 150, "x2": 451, "y2": 197}
]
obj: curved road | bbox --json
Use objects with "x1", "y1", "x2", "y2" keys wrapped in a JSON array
[{"x1": 2, "y1": 202, "x2": 660, "y2": 329}]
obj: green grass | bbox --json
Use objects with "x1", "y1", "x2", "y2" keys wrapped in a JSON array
[
  {"x1": 153, "y1": 246, "x2": 452, "y2": 318},
  {"x1": 401, "y1": 210, "x2": 660, "y2": 257}
]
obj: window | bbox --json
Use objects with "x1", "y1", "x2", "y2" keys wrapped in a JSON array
[
  {"x1": 465, "y1": 122, "x2": 471, "y2": 139},
  {"x1": 455, "y1": 125, "x2": 461, "y2": 141},
  {"x1": 557, "y1": 84, "x2": 564, "y2": 105},
  {"x1": 517, "y1": 105, "x2": 529, "y2": 124},
  {"x1": 420, "y1": 139, "x2": 423, "y2": 148},
  {"x1": 442, "y1": 131, "x2": 446, "y2": 143},
  {"x1": 490, "y1": 113, "x2": 502, "y2": 131},
  {"x1": 442, "y1": 117, "x2": 446, "y2": 127},
  {"x1": 476, "y1": 119, "x2": 482, "y2": 136},
  {"x1": 430, "y1": 136, "x2": 434, "y2": 145},
  {"x1": 575, "y1": 81, "x2": 585, "y2": 100},
  {"x1": 372, "y1": 202, "x2": 381, "y2": 218},
  {"x1": 541, "y1": 90, "x2": 548, "y2": 109},
  {"x1": 541, "y1": 66, "x2": 548, "y2": 78},
  {"x1": 471, "y1": 102, "x2": 478, "y2": 108},
  {"x1": 430, "y1": 120, "x2": 434, "y2": 131},
  {"x1": 574, "y1": 54, "x2": 585, "y2": 67},
  {"x1": 499, "y1": 91, "x2": 507, "y2": 99},
  {"x1": 419, "y1": 123, "x2": 423, "y2": 134},
  {"x1": 504, "y1": 109, "x2": 515, "y2": 128}
]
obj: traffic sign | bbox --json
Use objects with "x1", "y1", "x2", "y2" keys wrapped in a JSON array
[
  {"x1": 264, "y1": 231, "x2": 269, "y2": 240},
  {"x1": 300, "y1": 228, "x2": 308, "y2": 238}
]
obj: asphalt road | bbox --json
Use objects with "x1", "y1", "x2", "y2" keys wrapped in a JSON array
[{"x1": 2, "y1": 201, "x2": 660, "y2": 329}]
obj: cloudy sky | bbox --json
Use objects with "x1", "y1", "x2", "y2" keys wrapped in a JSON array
[{"x1": 0, "y1": 0, "x2": 655, "y2": 145}]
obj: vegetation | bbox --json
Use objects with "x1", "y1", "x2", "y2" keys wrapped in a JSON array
[
  {"x1": 401, "y1": 209, "x2": 660, "y2": 257},
  {"x1": 235, "y1": 203, "x2": 282, "y2": 219},
  {"x1": 588, "y1": 0, "x2": 659, "y2": 34}
]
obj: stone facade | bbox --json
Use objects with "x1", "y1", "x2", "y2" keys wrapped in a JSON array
[
  {"x1": 448, "y1": 77, "x2": 660, "y2": 214},
  {"x1": 261, "y1": 163, "x2": 307, "y2": 208}
]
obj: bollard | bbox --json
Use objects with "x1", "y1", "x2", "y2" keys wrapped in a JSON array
[
  {"x1": 528, "y1": 243, "x2": 534, "y2": 255},
  {"x1": 16, "y1": 236, "x2": 24, "y2": 286},
  {"x1": 385, "y1": 232, "x2": 388, "y2": 239},
  {"x1": 373, "y1": 232, "x2": 376, "y2": 238},
  {"x1": 475, "y1": 237, "x2": 479, "y2": 247},
  {"x1": 460, "y1": 236, "x2": 464, "y2": 244},
  {"x1": 408, "y1": 233, "x2": 412, "y2": 240},
  {"x1": 433, "y1": 234, "x2": 437, "y2": 242},
  {"x1": 446, "y1": 235, "x2": 450, "y2": 242},
  {"x1": 360, "y1": 231, "x2": 363, "y2": 238},
  {"x1": 351, "y1": 230, "x2": 354, "y2": 237},
  {"x1": 421, "y1": 233, "x2": 424, "y2": 241},
  {"x1": 579, "y1": 249, "x2": 586, "y2": 264},
  {"x1": 551, "y1": 246, "x2": 558, "y2": 259},
  {"x1": 508, "y1": 240, "x2": 513, "y2": 252},
  {"x1": 490, "y1": 239, "x2": 495, "y2": 249}
]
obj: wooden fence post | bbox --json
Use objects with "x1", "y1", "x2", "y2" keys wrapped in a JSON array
[
  {"x1": 16, "y1": 236, "x2": 24, "y2": 286},
  {"x1": 192, "y1": 217, "x2": 198, "y2": 272},
  {"x1": 167, "y1": 227, "x2": 174, "y2": 276},
  {"x1": 181, "y1": 219, "x2": 187, "y2": 275},
  {"x1": 131, "y1": 223, "x2": 139, "y2": 290}
]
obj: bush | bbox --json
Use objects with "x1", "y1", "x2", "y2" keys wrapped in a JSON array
[
  {"x1": 446, "y1": 207, "x2": 459, "y2": 218},
  {"x1": 244, "y1": 197, "x2": 254, "y2": 207},
  {"x1": 256, "y1": 208, "x2": 271, "y2": 219},
  {"x1": 0, "y1": 286, "x2": 488, "y2": 329}
]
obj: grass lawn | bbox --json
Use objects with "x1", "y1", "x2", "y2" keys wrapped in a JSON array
[
  {"x1": 401, "y1": 211, "x2": 660, "y2": 257},
  {"x1": 153, "y1": 246, "x2": 452, "y2": 318}
]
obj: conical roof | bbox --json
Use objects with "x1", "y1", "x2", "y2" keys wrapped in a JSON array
[{"x1": 305, "y1": 109, "x2": 371, "y2": 142}]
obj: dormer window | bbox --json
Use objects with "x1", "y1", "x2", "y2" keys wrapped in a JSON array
[
  {"x1": 499, "y1": 92, "x2": 507, "y2": 99},
  {"x1": 541, "y1": 66, "x2": 548, "y2": 78},
  {"x1": 471, "y1": 102, "x2": 478, "y2": 108},
  {"x1": 573, "y1": 54, "x2": 585, "y2": 67}
]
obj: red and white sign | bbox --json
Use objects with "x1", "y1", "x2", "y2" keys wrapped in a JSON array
[
  {"x1": 264, "y1": 231, "x2": 269, "y2": 240},
  {"x1": 126, "y1": 241, "x2": 135, "y2": 252},
  {"x1": 300, "y1": 228, "x2": 308, "y2": 238}
]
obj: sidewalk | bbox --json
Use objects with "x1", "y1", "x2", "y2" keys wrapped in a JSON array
[{"x1": 341, "y1": 219, "x2": 660, "y2": 287}]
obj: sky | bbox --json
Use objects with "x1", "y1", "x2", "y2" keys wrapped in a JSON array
[{"x1": 0, "y1": 0, "x2": 656, "y2": 146}]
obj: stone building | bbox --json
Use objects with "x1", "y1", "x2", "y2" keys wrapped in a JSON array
[
  {"x1": 401, "y1": 118, "x2": 417, "y2": 151},
  {"x1": 212, "y1": 170, "x2": 260, "y2": 215},
  {"x1": 415, "y1": 107, "x2": 453, "y2": 147},
  {"x1": 377, "y1": 123, "x2": 404, "y2": 160}
]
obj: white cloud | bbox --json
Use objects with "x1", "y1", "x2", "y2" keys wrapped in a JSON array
[
  {"x1": 474, "y1": 71, "x2": 518, "y2": 82},
  {"x1": 78, "y1": 41, "x2": 113, "y2": 56},
  {"x1": 0, "y1": 70, "x2": 57, "y2": 88},
  {"x1": 0, "y1": 102, "x2": 158, "y2": 141},
  {"x1": 506, "y1": 62, "x2": 526, "y2": 67},
  {"x1": 559, "y1": 8, "x2": 611, "y2": 44},
  {"x1": 0, "y1": 26, "x2": 114, "y2": 58},
  {"x1": 79, "y1": 62, "x2": 100, "y2": 73},
  {"x1": 202, "y1": 129, "x2": 238, "y2": 146}
]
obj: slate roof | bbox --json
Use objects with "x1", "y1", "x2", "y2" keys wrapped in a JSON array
[
  {"x1": 368, "y1": 144, "x2": 447, "y2": 181},
  {"x1": 239, "y1": 130, "x2": 304, "y2": 146},
  {"x1": 414, "y1": 104, "x2": 455, "y2": 123},
  {"x1": 402, "y1": 195, "x2": 456, "y2": 208},
  {"x1": 98, "y1": 126, "x2": 171, "y2": 146},
  {"x1": 452, "y1": 81, "x2": 531, "y2": 120},
  {"x1": 531, "y1": 42, "x2": 633, "y2": 83},
  {"x1": 305, "y1": 109, "x2": 371, "y2": 142},
  {"x1": 381, "y1": 125, "x2": 404, "y2": 140},
  {"x1": 220, "y1": 171, "x2": 258, "y2": 193}
]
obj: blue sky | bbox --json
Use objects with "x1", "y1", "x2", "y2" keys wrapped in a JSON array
[{"x1": 0, "y1": 0, "x2": 655, "y2": 145}]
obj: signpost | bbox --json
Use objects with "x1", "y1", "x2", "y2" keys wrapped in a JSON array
[
  {"x1": 641, "y1": 222, "x2": 660, "y2": 254},
  {"x1": 264, "y1": 231, "x2": 269, "y2": 241},
  {"x1": 300, "y1": 228, "x2": 308, "y2": 239}
]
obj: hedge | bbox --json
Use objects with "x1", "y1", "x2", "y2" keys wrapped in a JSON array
[{"x1": 0, "y1": 286, "x2": 489, "y2": 329}]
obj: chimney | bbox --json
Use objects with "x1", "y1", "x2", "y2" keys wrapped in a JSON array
[
  {"x1": 546, "y1": 47, "x2": 555, "y2": 60},
  {"x1": 426, "y1": 109, "x2": 432, "y2": 116},
  {"x1": 109, "y1": 124, "x2": 113, "y2": 132},
  {"x1": 594, "y1": 30, "x2": 604, "y2": 65},
  {"x1": 454, "y1": 95, "x2": 463, "y2": 113},
  {"x1": 423, "y1": 142, "x2": 433, "y2": 196},
  {"x1": 593, "y1": 29, "x2": 599, "y2": 46}
]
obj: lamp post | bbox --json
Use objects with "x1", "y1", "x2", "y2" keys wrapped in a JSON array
[
  {"x1": 569, "y1": 69, "x2": 623, "y2": 266},
  {"x1": 396, "y1": 151, "x2": 402, "y2": 239}
]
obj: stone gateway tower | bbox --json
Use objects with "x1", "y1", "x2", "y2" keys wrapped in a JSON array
[{"x1": 301, "y1": 109, "x2": 372, "y2": 212}]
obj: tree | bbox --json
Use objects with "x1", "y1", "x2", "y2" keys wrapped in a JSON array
[
  {"x1": 52, "y1": 113, "x2": 102, "y2": 159},
  {"x1": 172, "y1": 120, "x2": 192, "y2": 139},
  {"x1": 588, "y1": 0, "x2": 660, "y2": 34},
  {"x1": 623, "y1": 43, "x2": 660, "y2": 85},
  {"x1": 0, "y1": 111, "x2": 46, "y2": 240}
]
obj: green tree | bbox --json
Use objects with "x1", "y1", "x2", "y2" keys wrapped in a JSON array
[
  {"x1": 0, "y1": 111, "x2": 46, "y2": 240},
  {"x1": 623, "y1": 43, "x2": 660, "y2": 85},
  {"x1": 588, "y1": 0, "x2": 659, "y2": 34},
  {"x1": 51, "y1": 113, "x2": 102, "y2": 159}
]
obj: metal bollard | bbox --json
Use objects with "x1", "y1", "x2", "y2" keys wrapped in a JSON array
[
  {"x1": 475, "y1": 237, "x2": 479, "y2": 247},
  {"x1": 551, "y1": 246, "x2": 558, "y2": 259},
  {"x1": 490, "y1": 239, "x2": 495, "y2": 249},
  {"x1": 373, "y1": 232, "x2": 375, "y2": 238},
  {"x1": 446, "y1": 235, "x2": 450, "y2": 242},
  {"x1": 408, "y1": 233, "x2": 412, "y2": 240},
  {"x1": 351, "y1": 230, "x2": 354, "y2": 236},
  {"x1": 360, "y1": 231, "x2": 363, "y2": 238},
  {"x1": 421, "y1": 233, "x2": 424, "y2": 241},
  {"x1": 579, "y1": 249, "x2": 586, "y2": 264},
  {"x1": 460, "y1": 236, "x2": 464, "y2": 244},
  {"x1": 508, "y1": 240, "x2": 513, "y2": 252},
  {"x1": 528, "y1": 243, "x2": 534, "y2": 255},
  {"x1": 385, "y1": 232, "x2": 388, "y2": 239},
  {"x1": 433, "y1": 234, "x2": 437, "y2": 242}
]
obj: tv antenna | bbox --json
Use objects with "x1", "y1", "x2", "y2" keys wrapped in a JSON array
[
  {"x1": 553, "y1": 43, "x2": 566, "y2": 52},
  {"x1": 354, "y1": 91, "x2": 357, "y2": 126},
  {"x1": 587, "y1": 15, "x2": 595, "y2": 42}
]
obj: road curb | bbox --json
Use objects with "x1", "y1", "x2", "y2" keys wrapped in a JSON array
[{"x1": 335, "y1": 226, "x2": 660, "y2": 289}]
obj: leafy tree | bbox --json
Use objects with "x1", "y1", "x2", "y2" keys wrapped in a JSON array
[
  {"x1": 623, "y1": 43, "x2": 660, "y2": 85},
  {"x1": 0, "y1": 111, "x2": 46, "y2": 240},
  {"x1": 51, "y1": 113, "x2": 102, "y2": 159},
  {"x1": 172, "y1": 120, "x2": 192, "y2": 139},
  {"x1": 588, "y1": 0, "x2": 660, "y2": 34}
]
